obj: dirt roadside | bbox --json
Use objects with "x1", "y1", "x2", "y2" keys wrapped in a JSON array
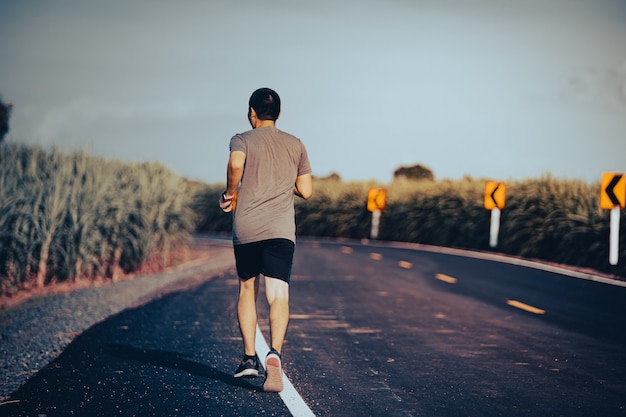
[
  {"x1": 0, "y1": 236, "x2": 236, "y2": 400},
  {"x1": 0, "y1": 237, "x2": 235, "y2": 312}
]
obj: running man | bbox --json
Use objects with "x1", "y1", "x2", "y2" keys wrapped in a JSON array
[{"x1": 219, "y1": 87, "x2": 313, "y2": 392}]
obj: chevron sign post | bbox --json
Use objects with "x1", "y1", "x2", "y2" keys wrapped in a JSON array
[
  {"x1": 484, "y1": 181, "x2": 506, "y2": 248},
  {"x1": 600, "y1": 172, "x2": 625, "y2": 265},
  {"x1": 367, "y1": 188, "x2": 386, "y2": 240}
]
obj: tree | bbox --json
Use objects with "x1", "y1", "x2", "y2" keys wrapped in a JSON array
[
  {"x1": 0, "y1": 96, "x2": 12, "y2": 143},
  {"x1": 393, "y1": 164, "x2": 435, "y2": 181},
  {"x1": 315, "y1": 172, "x2": 342, "y2": 182}
]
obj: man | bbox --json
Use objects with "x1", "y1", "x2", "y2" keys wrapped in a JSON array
[{"x1": 219, "y1": 88, "x2": 313, "y2": 392}]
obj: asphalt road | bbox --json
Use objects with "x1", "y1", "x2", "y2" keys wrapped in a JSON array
[{"x1": 2, "y1": 238, "x2": 626, "y2": 416}]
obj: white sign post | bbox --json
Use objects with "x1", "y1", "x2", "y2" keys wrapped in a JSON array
[
  {"x1": 370, "y1": 209, "x2": 381, "y2": 240},
  {"x1": 610, "y1": 207, "x2": 620, "y2": 266},
  {"x1": 489, "y1": 207, "x2": 501, "y2": 248}
]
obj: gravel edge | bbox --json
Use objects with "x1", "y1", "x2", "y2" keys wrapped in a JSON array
[{"x1": 0, "y1": 239, "x2": 234, "y2": 400}]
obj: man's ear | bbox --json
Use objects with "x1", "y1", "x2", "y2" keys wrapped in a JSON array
[{"x1": 248, "y1": 107, "x2": 257, "y2": 127}]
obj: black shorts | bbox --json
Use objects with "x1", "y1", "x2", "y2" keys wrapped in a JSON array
[{"x1": 234, "y1": 238, "x2": 295, "y2": 283}]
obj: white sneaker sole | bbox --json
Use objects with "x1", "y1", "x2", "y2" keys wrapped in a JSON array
[
  {"x1": 263, "y1": 353, "x2": 284, "y2": 392},
  {"x1": 234, "y1": 368, "x2": 259, "y2": 378}
]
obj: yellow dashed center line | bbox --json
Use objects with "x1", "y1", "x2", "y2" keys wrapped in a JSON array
[
  {"x1": 370, "y1": 252, "x2": 383, "y2": 260},
  {"x1": 507, "y1": 299, "x2": 546, "y2": 315},
  {"x1": 435, "y1": 273, "x2": 458, "y2": 284},
  {"x1": 347, "y1": 328, "x2": 380, "y2": 334},
  {"x1": 398, "y1": 261, "x2": 413, "y2": 269},
  {"x1": 340, "y1": 246, "x2": 353, "y2": 254},
  {"x1": 398, "y1": 260, "x2": 413, "y2": 269}
]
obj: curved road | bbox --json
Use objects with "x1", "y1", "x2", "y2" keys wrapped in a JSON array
[{"x1": 2, "y1": 237, "x2": 626, "y2": 416}]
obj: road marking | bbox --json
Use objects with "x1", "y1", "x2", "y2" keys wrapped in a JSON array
[
  {"x1": 290, "y1": 314, "x2": 337, "y2": 320},
  {"x1": 398, "y1": 260, "x2": 413, "y2": 269},
  {"x1": 340, "y1": 246, "x2": 353, "y2": 254},
  {"x1": 506, "y1": 299, "x2": 546, "y2": 315},
  {"x1": 358, "y1": 239, "x2": 626, "y2": 288},
  {"x1": 255, "y1": 325, "x2": 316, "y2": 417},
  {"x1": 370, "y1": 252, "x2": 383, "y2": 260},
  {"x1": 435, "y1": 273, "x2": 458, "y2": 284},
  {"x1": 347, "y1": 327, "x2": 380, "y2": 334}
]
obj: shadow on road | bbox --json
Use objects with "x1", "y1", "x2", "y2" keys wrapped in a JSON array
[{"x1": 104, "y1": 343, "x2": 262, "y2": 392}]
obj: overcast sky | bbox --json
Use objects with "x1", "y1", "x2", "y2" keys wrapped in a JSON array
[{"x1": 1, "y1": 0, "x2": 625, "y2": 184}]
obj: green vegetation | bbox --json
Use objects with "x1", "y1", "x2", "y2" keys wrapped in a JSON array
[
  {"x1": 0, "y1": 144, "x2": 196, "y2": 296},
  {"x1": 2, "y1": 141, "x2": 622, "y2": 298},
  {"x1": 197, "y1": 175, "x2": 625, "y2": 278}
]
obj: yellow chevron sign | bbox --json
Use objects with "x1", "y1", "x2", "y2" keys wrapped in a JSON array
[
  {"x1": 600, "y1": 172, "x2": 625, "y2": 209},
  {"x1": 367, "y1": 188, "x2": 387, "y2": 212},
  {"x1": 484, "y1": 181, "x2": 506, "y2": 210}
]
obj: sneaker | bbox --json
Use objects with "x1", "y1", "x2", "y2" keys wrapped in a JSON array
[
  {"x1": 234, "y1": 355, "x2": 259, "y2": 378},
  {"x1": 263, "y1": 349, "x2": 284, "y2": 392}
]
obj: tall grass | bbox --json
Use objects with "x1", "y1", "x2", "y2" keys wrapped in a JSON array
[
  {"x1": 196, "y1": 175, "x2": 625, "y2": 277},
  {"x1": 0, "y1": 144, "x2": 196, "y2": 296}
]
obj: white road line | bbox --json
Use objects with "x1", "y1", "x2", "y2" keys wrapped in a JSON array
[{"x1": 255, "y1": 325, "x2": 316, "y2": 417}]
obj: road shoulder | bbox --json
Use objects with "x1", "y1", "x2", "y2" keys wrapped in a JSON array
[{"x1": 0, "y1": 239, "x2": 234, "y2": 400}]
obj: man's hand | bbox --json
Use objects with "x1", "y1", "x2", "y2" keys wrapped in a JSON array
[{"x1": 219, "y1": 192, "x2": 235, "y2": 213}]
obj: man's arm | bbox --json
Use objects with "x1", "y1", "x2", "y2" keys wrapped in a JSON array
[
  {"x1": 294, "y1": 173, "x2": 313, "y2": 200},
  {"x1": 226, "y1": 151, "x2": 245, "y2": 196},
  {"x1": 220, "y1": 150, "x2": 245, "y2": 212}
]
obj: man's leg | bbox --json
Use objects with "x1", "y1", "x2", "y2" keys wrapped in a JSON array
[
  {"x1": 263, "y1": 276, "x2": 289, "y2": 392},
  {"x1": 264, "y1": 276, "x2": 290, "y2": 353},
  {"x1": 238, "y1": 275, "x2": 260, "y2": 356}
]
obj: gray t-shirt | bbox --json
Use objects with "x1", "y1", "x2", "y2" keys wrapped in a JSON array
[{"x1": 229, "y1": 126, "x2": 312, "y2": 245}]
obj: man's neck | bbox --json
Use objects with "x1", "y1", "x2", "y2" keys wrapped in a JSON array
[{"x1": 252, "y1": 119, "x2": 275, "y2": 129}]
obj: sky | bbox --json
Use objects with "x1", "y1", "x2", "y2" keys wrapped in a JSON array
[{"x1": 1, "y1": 0, "x2": 625, "y2": 184}]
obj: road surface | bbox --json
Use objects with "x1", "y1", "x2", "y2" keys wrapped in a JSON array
[{"x1": 2, "y1": 238, "x2": 626, "y2": 416}]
